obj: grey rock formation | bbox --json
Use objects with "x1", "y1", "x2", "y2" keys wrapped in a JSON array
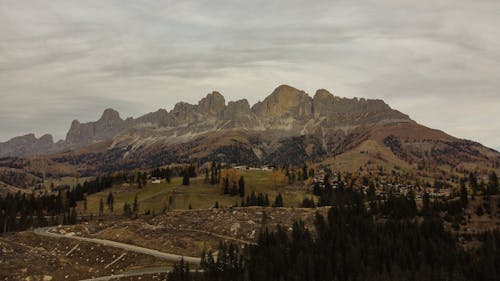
[
  {"x1": 65, "y1": 108, "x2": 127, "y2": 146},
  {"x1": 2, "y1": 84, "x2": 413, "y2": 157},
  {"x1": 0, "y1": 133, "x2": 54, "y2": 157}
]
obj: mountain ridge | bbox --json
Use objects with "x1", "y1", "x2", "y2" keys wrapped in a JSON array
[
  {"x1": 1, "y1": 84, "x2": 412, "y2": 157},
  {"x1": 0, "y1": 84, "x2": 498, "y2": 178}
]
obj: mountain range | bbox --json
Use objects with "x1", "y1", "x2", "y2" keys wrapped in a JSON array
[{"x1": 1, "y1": 84, "x2": 499, "y2": 177}]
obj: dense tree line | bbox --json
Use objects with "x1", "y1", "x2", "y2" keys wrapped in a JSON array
[
  {"x1": 0, "y1": 191, "x2": 77, "y2": 233},
  {"x1": 468, "y1": 171, "x2": 499, "y2": 195},
  {"x1": 241, "y1": 192, "x2": 270, "y2": 207},
  {"x1": 168, "y1": 203, "x2": 499, "y2": 281},
  {"x1": 222, "y1": 176, "x2": 245, "y2": 197},
  {"x1": 0, "y1": 174, "x2": 118, "y2": 233}
]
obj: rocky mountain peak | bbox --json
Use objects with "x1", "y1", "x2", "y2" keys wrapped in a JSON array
[
  {"x1": 223, "y1": 99, "x2": 251, "y2": 119},
  {"x1": 65, "y1": 108, "x2": 126, "y2": 145},
  {"x1": 198, "y1": 91, "x2": 226, "y2": 116},
  {"x1": 38, "y1": 134, "x2": 54, "y2": 145},
  {"x1": 99, "y1": 108, "x2": 122, "y2": 122},
  {"x1": 1, "y1": 84, "x2": 415, "y2": 158},
  {"x1": 0, "y1": 133, "x2": 55, "y2": 157},
  {"x1": 252, "y1": 84, "x2": 313, "y2": 119},
  {"x1": 314, "y1": 89, "x2": 334, "y2": 99}
]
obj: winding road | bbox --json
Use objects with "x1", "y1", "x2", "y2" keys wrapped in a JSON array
[
  {"x1": 34, "y1": 226, "x2": 201, "y2": 264},
  {"x1": 34, "y1": 226, "x2": 202, "y2": 280},
  {"x1": 33, "y1": 225, "x2": 255, "y2": 280}
]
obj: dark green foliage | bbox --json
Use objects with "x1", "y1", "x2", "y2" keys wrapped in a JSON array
[
  {"x1": 167, "y1": 258, "x2": 193, "y2": 281},
  {"x1": 151, "y1": 167, "x2": 172, "y2": 183},
  {"x1": 469, "y1": 172, "x2": 478, "y2": 191},
  {"x1": 242, "y1": 192, "x2": 270, "y2": 207},
  {"x1": 302, "y1": 164, "x2": 308, "y2": 180},
  {"x1": 169, "y1": 205, "x2": 500, "y2": 281},
  {"x1": 106, "y1": 192, "x2": 114, "y2": 212},
  {"x1": 123, "y1": 202, "x2": 132, "y2": 218},
  {"x1": 487, "y1": 171, "x2": 499, "y2": 195},
  {"x1": 0, "y1": 180, "x2": 113, "y2": 232},
  {"x1": 272, "y1": 193, "x2": 283, "y2": 207},
  {"x1": 99, "y1": 198, "x2": 104, "y2": 216},
  {"x1": 460, "y1": 180, "x2": 468, "y2": 208},
  {"x1": 379, "y1": 193, "x2": 417, "y2": 219},
  {"x1": 133, "y1": 194, "x2": 139, "y2": 214},
  {"x1": 181, "y1": 165, "x2": 196, "y2": 186},
  {"x1": 238, "y1": 176, "x2": 245, "y2": 197},
  {"x1": 301, "y1": 197, "x2": 315, "y2": 208},
  {"x1": 476, "y1": 205, "x2": 485, "y2": 216},
  {"x1": 183, "y1": 173, "x2": 190, "y2": 186},
  {"x1": 198, "y1": 244, "x2": 244, "y2": 281}
]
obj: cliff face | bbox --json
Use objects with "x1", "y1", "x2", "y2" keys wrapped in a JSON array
[
  {"x1": 0, "y1": 133, "x2": 54, "y2": 157},
  {"x1": 252, "y1": 85, "x2": 313, "y2": 119},
  {"x1": 5, "y1": 84, "x2": 496, "y2": 173},
  {"x1": 59, "y1": 85, "x2": 415, "y2": 148},
  {"x1": 65, "y1": 108, "x2": 128, "y2": 146},
  {"x1": 0, "y1": 84, "x2": 415, "y2": 157}
]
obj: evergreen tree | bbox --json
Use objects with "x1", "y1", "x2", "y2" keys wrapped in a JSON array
[
  {"x1": 487, "y1": 171, "x2": 499, "y2": 195},
  {"x1": 460, "y1": 181, "x2": 468, "y2": 208},
  {"x1": 230, "y1": 181, "x2": 238, "y2": 196},
  {"x1": 123, "y1": 202, "x2": 131, "y2": 218},
  {"x1": 83, "y1": 196, "x2": 88, "y2": 212},
  {"x1": 99, "y1": 198, "x2": 104, "y2": 216},
  {"x1": 182, "y1": 173, "x2": 190, "y2": 186},
  {"x1": 302, "y1": 164, "x2": 308, "y2": 180},
  {"x1": 106, "y1": 192, "x2": 114, "y2": 213},
  {"x1": 469, "y1": 172, "x2": 478, "y2": 191},
  {"x1": 238, "y1": 176, "x2": 245, "y2": 198},
  {"x1": 132, "y1": 194, "x2": 139, "y2": 214},
  {"x1": 273, "y1": 193, "x2": 284, "y2": 207}
]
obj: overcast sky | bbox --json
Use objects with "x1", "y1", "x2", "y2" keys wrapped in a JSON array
[{"x1": 1, "y1": 0, "x2": 499, "y2": 150}]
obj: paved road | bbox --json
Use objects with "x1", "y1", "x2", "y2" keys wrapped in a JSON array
[{"x1": 33, "y1": 226, "x2": 201, "y2": 264}]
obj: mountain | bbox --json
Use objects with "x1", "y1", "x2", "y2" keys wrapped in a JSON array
[
  {"x1": 0, "y1": 133, "x2": 55, "y2": 158},
  {"x1": 1, "y1": 84, "x2": 498, "y2": 177}
]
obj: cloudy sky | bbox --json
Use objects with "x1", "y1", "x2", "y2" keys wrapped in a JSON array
[{"x1": 1, "y1": 0, "x2": 499, "y2": 150}]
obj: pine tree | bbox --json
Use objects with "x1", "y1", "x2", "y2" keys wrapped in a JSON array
[
  {"x1": 107, "y1": 192, "x2": 114, "y2": 213},
  {"x1": 210, "y1": 161, "x2": 216, "y2": 185},
  {"x1": 133, "y1": 194, "x2": 139, "y2": 214},
  {"x1": 487, "y1": 171, "x2": 499, "y2": 195},
  {"x1": 460, "y1": 181, "x2": 468, "y2": 208},
  {"x1": 182, "y1": 173, "x2": 190, "y2": 186},
  {"x1": 230, "y1": 181, "x2": 238, "y2": 196},
  {"x1": 469, "y1": 172, "x2": 478, "y2": 191},
  {"x1": 99, "y1": 198, "x2": 104, "y2": 216},
  {"x1": 302, "y1": 164, "x2": 309, "y2": 180},
  {"x1": 238, "y1": 176, "x2": 245, "y2": 197},
  {"x1": 273, "y1": 193, "x2": 284, "y2": 207}
]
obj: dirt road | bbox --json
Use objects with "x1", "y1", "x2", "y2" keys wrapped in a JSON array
[{"x1": 34, "y1": 226, "x2": 201, "y2": 264}]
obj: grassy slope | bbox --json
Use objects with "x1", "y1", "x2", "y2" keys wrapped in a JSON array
[
  {"x1": 76, "y1": 170, "x2": 314, "y2": 216},
  {"x1": 326, "y1": 139, "x2": 413, "y2": 172}
]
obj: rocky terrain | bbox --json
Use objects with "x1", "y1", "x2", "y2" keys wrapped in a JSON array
[
  {"x1": 0, "y1": 84, "x2": 498, "y2": 181},
  {"x1": 0, "y1": 230, "x2": 168, "y2": 280}
]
